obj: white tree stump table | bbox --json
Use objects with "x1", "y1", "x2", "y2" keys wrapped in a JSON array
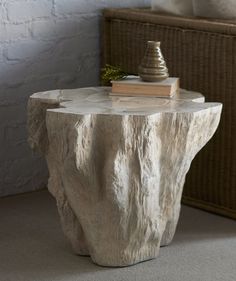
[{"x1": 28, "y1": 87, "x2": 222, "y2": 267}]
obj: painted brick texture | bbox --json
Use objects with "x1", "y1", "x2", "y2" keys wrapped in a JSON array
[{"x1": 0, "y1": 0, "x2": 151, "y2": 196}]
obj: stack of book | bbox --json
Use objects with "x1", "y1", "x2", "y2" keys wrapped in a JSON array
[{"x1": 110, "y1": 76, "x2": 179, "y2": 98}]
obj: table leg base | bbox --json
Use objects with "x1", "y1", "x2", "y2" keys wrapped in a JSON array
[{"x1": 28, "y1": 95, "x2": 221, "y2": 267}]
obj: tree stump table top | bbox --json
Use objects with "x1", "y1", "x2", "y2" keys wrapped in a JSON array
[
  {"x1": 28, "y1": 87, "x2": 222, "y2": 267},
  {"x1": 29, "y1": 86, "x2": 215, "y2": 116}
]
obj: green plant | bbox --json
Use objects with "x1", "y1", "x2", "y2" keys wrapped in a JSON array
[{"x1": 101, "y1": 64, "x2": 128, "y2": 85}]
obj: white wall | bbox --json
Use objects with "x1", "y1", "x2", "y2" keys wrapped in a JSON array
[{"x1": 0, "y1": 0, "x2": 151, "y2": 196}]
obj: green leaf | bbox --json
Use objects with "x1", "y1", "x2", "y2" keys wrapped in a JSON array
[{"x1": 101, "y1": 64, "x2": 128, "y2": 85}]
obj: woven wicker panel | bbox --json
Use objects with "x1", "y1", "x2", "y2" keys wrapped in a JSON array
[{"x1": 102, "y1": 9, "x2": 236, "y2": 219}]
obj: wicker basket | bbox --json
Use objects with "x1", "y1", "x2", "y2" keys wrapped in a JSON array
[{"x1": 102, "y1": 8, "x2": 236, "y2": 219}]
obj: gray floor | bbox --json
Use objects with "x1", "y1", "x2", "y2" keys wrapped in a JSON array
[{"x1": 1, "y1": 190, "x2": 236, "y2": 281}]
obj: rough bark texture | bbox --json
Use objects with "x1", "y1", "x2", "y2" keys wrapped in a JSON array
[{"x1": 28, "y1": 87, "x2": 222, "y2": 266}]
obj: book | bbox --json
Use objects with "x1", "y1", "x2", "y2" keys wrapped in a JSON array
[{"x1": 110, "y1": 76, "x2": 179, "y2": 98}]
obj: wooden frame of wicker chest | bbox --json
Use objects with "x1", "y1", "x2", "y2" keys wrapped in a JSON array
[{"x1": 102, "y1": 8, "x2": 236, "y2": 219}]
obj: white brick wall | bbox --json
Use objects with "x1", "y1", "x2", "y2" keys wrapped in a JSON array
[
  {"x1": 0, "y1": 0, "x2": 151, "y2": 196},
  {"x1": 7, "y1": 0, "x2": 53, "y2": 22}
]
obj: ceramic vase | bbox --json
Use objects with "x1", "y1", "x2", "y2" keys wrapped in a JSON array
[{"x1": 139, "y1": 41, "x2": 169, "y2": 82}]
